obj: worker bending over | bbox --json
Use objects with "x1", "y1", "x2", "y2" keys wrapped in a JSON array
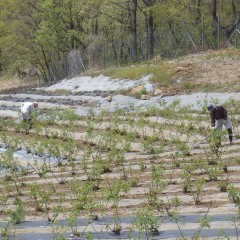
[
  {"x1": 20, "y1": 102, "x2": 38, "y2": 122},
  {"x1": 207, "y1": 104, "x2": 233, "y2": 145}
]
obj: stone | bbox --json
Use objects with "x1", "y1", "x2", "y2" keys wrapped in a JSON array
[
  {"x1": 154, "y1": 88, "x2": 163, "y2": 96},
  {"x1": 144, "y1": 83, "x2": 156, "y2": 93},
  {"x1": 141, "y1": 95, "x2": 150, "y2": 100},
  {"x1": 105, "y1": 96, "x2": 112, "y2": 102},
  {"x1": 176, "y1": 66, "x2": 188, "y2": 72},
  {"x1": 130, "y1": 85, "x2": 144, "y2": 94}
]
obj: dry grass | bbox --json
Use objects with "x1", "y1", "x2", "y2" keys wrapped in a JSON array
[{"x1": 0, "y1": 74, "x2": 40, "y2": 91}]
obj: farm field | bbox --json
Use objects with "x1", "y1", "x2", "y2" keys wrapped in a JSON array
[
  {"x1": 3, "y1": 0, "x2": 240, "y2": 238},
  {"x1": 0, "y1": 85, "x2": 239, "y2": 239}
]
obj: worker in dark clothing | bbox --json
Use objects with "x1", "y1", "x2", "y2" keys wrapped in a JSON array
[{"x1": 207, "y1": 104, "x2": 233, "y2": 145}]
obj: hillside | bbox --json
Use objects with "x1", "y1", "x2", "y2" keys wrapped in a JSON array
[
  {"x1": 98, "y1": 50, "x2": 240, "y2": 96},
  {"x1": 1, "y1": 50, "x2": 240, "y2": 96},
  {"x1": 167, "y1": 50, "x2": 240, "y2": 94}
]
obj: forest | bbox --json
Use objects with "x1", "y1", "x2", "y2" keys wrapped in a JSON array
[{"x1": 0, "y1": 0, "x2": 240, "y2": 82}]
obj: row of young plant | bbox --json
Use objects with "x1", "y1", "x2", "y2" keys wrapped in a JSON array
[{"x1": 0, "y1": 100, "x2": 239, "y2": 239}]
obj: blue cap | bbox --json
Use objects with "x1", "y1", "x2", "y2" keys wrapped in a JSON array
[{"x1": 207, "y1": 103, "x2": 214, "y2": 111}]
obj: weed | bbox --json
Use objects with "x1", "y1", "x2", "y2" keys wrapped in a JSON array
[
  {"x1": 135, "y1": 208, "x2": 160, "y2": 239},
  {"x1": 228, "y1": 185, "x2": 240, "y2": 209},
  {"x1": 101, "y1": 63, "x2": 174, "y2": 86},
  {"x1": 192, "y1": 178, "x2": 205, "y2": 205},
  {"x1": 9, "y1": 198, "x2": 25, "y2": 224}
]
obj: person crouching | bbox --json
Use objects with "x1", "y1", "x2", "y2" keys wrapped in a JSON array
[
  {"x1": 20, "y1": 102, "x2": 38, "y2": 126},
  {"x1": 207, "y1": 103, "x2": 233, "y2": 145}
]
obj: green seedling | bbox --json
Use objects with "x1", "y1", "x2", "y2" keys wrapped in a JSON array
[
  {"x1": 9, "y1": 198, "x2": 25, "y2": 225},
  {"x1": 135, "y1": 208, "x2": 160, "y2": 239},
  {"x1": 192, "y1": 178, "x2": 205, "y2": 205},
  {"x1": 228, "y1": 185, "x2": 240, "y2": 209}
]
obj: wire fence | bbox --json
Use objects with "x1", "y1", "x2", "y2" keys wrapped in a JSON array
[{"x1": 49, "y1": 18, "x2": 240, "y2": 82}]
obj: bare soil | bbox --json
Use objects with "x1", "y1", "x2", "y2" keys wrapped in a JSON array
[{"x1": 164, "y1": 50, "x2": 240, "y2": 95}]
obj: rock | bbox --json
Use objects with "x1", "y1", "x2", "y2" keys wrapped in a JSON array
[
  {"x1": 98, "y1": 99, "x2": 105, "y2": 106},
  {"x1": 141, "y1": 95, "x2": 150, "y2": 100},
  {"x1": 154, "y1": 88, "x2": 163, "y2": 96},
  {"x1": 120, "y1": 106, "x2": 130, "y2": 112},
  {"x1": 144, "y1": 83, "x2": 156, "y2": 93},
  {"x1": 105, "y1": 96, "x2": 112, "y2": 102},
  {"x1": 98, "y1": 96, "x2": 112, "y2": 106},
  {"x1": 176, "y1": 66, "x2": 188, "y2": 72},
  {"x1": 130, "y1": 85, "x2": 144, "y2": 94}
]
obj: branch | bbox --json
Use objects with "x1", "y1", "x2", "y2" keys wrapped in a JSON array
[
  {"x1": 102, "y1": 11, "x2": 128, "y2": 25},
  {"x1": 109, "y1": 1, "x2": 131, "y2": 12},
  {"x1": 27, "y1": 1, "x2": 44, "y2": 13}
]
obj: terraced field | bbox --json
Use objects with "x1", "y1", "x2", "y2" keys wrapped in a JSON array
[{"x1": 0, "y1": 90, "x2": 240, "y2": 239}]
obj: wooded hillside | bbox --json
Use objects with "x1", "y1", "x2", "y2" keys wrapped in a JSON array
[{"x1": 0, "y1": 0, "x2": 240, "y2": 82}]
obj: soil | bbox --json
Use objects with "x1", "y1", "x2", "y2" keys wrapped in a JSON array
[
  {"x1": 163, "y1": 50, "x2": 240, "y2": 95},
  {"x1": 0, "y1": 51, "x2": 240, "y2": 239}
]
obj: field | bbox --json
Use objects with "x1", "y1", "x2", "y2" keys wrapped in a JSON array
[{"x1": 0, "y1": 89, "x2": 239, "y2": 240}]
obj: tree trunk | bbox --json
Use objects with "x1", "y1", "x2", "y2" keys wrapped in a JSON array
[
  {"x1": 211, "y1": 0, "x2": 218, "y2": 47},
  {"x1": 211, "y1": 0, "x2": 240, "y2": 46},
  {"x1": 129, "y1": 0, "x2": 138, "y2": 62},
  {"x1": 146, "y1": 13, "x2": 154, "y2": 59},
  {"x1": 168, "y1": 22, "x2": 180, "y2": 45},
  {"x1": 195, "y1": 0, "x2": 202, "y2": 24},
  {"x1": 142, "y1": 0, "x2": 157, "y2": 59}
]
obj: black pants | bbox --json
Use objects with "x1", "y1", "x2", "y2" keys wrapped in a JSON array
[{"x1": 228, "y1": 128, "x2": 233, "y2": 142}]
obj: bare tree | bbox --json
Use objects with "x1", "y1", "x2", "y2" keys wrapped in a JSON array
[
  {"x1": 141, "y1": 0, "x2": 157, "y2": 59},
  {"x1": 107, "y1": 0, "x2": 138, "y2": 62},
  {"x1": 211, "y1": 0, "x2": 240, "y2": 46},
  {"x1": 129, "y1": 0, "x2": 138, "y2": 61}
]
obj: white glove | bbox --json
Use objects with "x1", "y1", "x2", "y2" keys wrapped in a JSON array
[{"x1": 211, "y1": 126, "x2": 216, "y2": 130}]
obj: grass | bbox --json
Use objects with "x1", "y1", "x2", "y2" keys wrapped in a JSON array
[
  {"x1": 179, "y1": 81, "x2": 216, "y2": 92},
  {"x1": 101, "y1": 63, "x2": 175, "y2": 87},
  {"x1": 202, "y1": 49, "x2": 240, "y2": 60},
  {"x1": 0, "y1": 76, "x2": 28, "y2": 90},
  {"x1": 51, "y1": 89, "x2": 72, "y2": 95},
  {"x1": 179, "y1": 80, "x2": 240, "y2": 93},
  {"x1": 129, "y1": 88, "x2": 148, "y2": 99},
  {"x1": 0, "y1": 74, "x2": 40, "y2": 90}
]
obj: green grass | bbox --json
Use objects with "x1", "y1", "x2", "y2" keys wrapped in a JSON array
[
  {"x1": 179, "y1": 80, "x2": 240, "y2": 93},
  {"x1": 51, "y1": 89, "x2": 72, "y2": 95},
  {"x1": 101, "y1": 63, "x2": 175, "y2": 87},
  {"x1": 129, "y1": 88, "x2": 148, "y2": 99}
]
